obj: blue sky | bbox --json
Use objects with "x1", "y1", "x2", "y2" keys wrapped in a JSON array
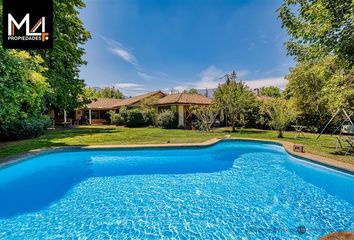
[{"x1": 80, "y1": 0, "x2": 293, "y2": 96}]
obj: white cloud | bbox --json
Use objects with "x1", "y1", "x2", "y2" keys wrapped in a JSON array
[
  {"x1": 237, "y1": 70, "x2": 249, "y2": 78},
  {"x1": 167, "y1": 66, "x2": 250, "y2": 90},
  {"x1": 101, "y1": 35, "x2": 140, "y2": 68},
  {"x1": 137, "y1": 71, "x2": 153, "y2": 80},
  {"x1": 115, "y1": 83, "x2": 146, "y2": 91},
  {"x1": 173, "y1": 85, "x2": 189, "y2": 92},
  {"x1": 195, "y1": 65, "x2": 225, "y2": 89},
  {"x1": 109, "y1": 47, "x2": 137, "y2": 65},
  {"x1": 244, "y1": 77, "x2": 287, "y2": 89},
  {"x1": 194, "y1": 66, "x2": 249, "y2": 89},
  {"x1": 101, "y1": 36, "x2": 170, "y2": 82},
  {"x1": 156, "y1": 71, "x2": 168, "y2": 77}
]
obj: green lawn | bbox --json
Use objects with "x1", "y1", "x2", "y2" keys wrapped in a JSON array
[{"x1": 0, "y1": 126, "x2": 353, "y2": 165}]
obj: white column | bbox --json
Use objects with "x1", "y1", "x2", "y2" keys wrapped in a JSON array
[
  {"x1": 178, "y1": 105, "x2": 184, "y2": 127},
  {"x1": 89, "y1": 109, "x2": 92, "y2": 125},
  {"x1": 64, "y1": 110, "x2": 67, "y2": 122}
]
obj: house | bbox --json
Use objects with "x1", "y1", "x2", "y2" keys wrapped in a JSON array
[
  {"x1": 79, "y1": 91, "x2": 166, "y2": 124},
  {"x1": 156, "y1": 93, "x2": 213, "y2": 129},
  {"x1": 74, "y1": 91, "x2": 213, "y2": 128},
  {"x1": 77, "y1": 98, "x2": 123, "y2": 125}
]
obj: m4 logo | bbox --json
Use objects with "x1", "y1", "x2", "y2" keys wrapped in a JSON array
[
  {"x1": 2, "y1": 0, "x2": 53, "y2": 49},
  {"x1": 8, "y1": 14, "x2": 49, "y2": 42}
]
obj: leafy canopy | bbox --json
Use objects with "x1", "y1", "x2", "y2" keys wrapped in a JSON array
[
  {"x1": 35, "y1": 0, "x2": 91, "y2": 111},
  {"x1": 278, "y1": 0, "x2": 354, "y2": 66},
  {"x1": 84, "y1": 87, "x2": 124, "y2": 99},
  {"x1": 214, "y1": 75, "x2": 256, "y2": 132}
]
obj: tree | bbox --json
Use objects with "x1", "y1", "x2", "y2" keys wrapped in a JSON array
[
  {"x1": 214, "y1": 76, "x2": 256, "y2": 132},
  {"x1": 0, "y1": 1, "x2": 91, "y2": 140},
  {"x1": 321, "y1": 67, "x2": 354, "y2": 114},
  {"x1": 0, "y1": 49, "x2": 49, "y2": 126},
  {"x1": 262, "y1": 98, "x2": 298, "y2": 138},
  {"x1": 190, "y1": 104, "x2": 219, "y2": 131},
  {"x1": 187, "y1": 88, "x2": 199, "y2": 94},
  {"x1": 278, "y1": 1, "x2": 354, "y2": 132},
  {"x1": 84, "y1": 87, "x2": 123, "y2": 99},
  {"x1": 99, "y1": 87, "x2": 124, "y2": 99},
  {"x1": 284, "y1": 56, "x2": 354, "y2": 131},
  {"x1": 222, "y1": 70, "x2": 237, "y2": 85},
  {"x1": 278, "y1": 0, "x2": 354, "y2": 66},
  {"x1": 283, "y1": 57, "x2": 334, "y2": 130},
  {"x1": 259, "y1": 86, "x2": 281, "y2": 98},
  {"x1": 0, "y1": 8, "x2": 51, "y2": 139},
  {"x1": 34, "y1": 0, "x2": 91, "y2": 112}
]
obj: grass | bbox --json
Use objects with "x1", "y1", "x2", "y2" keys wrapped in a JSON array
[{"x1": 0, "y1": 125, "x2": 353, "y2": 165}]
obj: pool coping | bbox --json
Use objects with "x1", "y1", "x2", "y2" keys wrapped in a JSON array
[{"x1": 1, "y1": 137, "x2": 354, "y2": 174}]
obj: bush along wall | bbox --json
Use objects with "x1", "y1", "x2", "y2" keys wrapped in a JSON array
[
  {"x1": 156, "y1": 110, "x2": 177, "y2": 129},
  {"x1": 125, "y1": 109, "x2": 146, "y2": 127}
]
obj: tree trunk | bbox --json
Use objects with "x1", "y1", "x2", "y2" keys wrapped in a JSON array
[
  {"x1": 232, "y1": 123, "x2": 236, "y2": 132},
  {"x1": 278, "y1": 129, "x2": 284, "y2": 138}
]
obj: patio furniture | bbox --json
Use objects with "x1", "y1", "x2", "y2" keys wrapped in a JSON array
[
  {"x1": 291, "y1": 125, "x2": 306, "y2": 138},
  {"x1": 336, "y1": 125, "x2": 354, "y2": 155}
]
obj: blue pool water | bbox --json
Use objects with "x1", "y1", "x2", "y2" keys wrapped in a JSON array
[{"x1": 0, "y1": 140, "x2": 353, "y2": 239}]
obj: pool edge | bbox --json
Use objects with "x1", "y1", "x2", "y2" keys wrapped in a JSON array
[{"x1": 1, "y1": 137, "x2": 354, "y2": 174}]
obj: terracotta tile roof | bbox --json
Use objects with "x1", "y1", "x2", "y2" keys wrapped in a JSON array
[
  {"x1": 114, "y1": 91, "x2": 165, "y2": 107},
  {"x1": 84, "y1": 91, "x2": 165, "y2": 110},
  {"x1": 85, "y1": 98, "x2": 123, "y2": 110},
  {"x1": 157, "y1": 93, "x2": 213, "y2": 105}
]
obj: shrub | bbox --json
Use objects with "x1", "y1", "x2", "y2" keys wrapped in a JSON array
[
  {"x1": 119, "y1": 106, "x2": 128, "y2": 124},
  {"x1": 110, "y1": 113, "x2": 124, "y2": 125},
  {"x1": 0, "y1": 115, "x2": 51, "y2": 141},
  {"x1": 261, "y1": 98, "x2": 298, "y2": 138},
  {"x1": 142, "y1": 109, "x2": 157, "y2": 126},
  {"x1": 125, "y1": 109, "x2": 146, "y2": 127},
  {"x1": 157, "y1": 110, "x2": 177, "y2": 129}
]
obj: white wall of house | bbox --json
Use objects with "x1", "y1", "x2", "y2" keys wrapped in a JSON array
[{"x1": 178, "y1": 105, "x2": 184, "y2": 127}]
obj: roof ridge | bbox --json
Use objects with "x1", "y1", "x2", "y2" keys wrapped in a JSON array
[{"x1": 176, "y1": 93, "x2": 183, "y2": 102}]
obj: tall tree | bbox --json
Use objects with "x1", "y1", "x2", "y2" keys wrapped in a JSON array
[
  {"x1": 222, "y1": 70, "x2": 237, "y2": 85},
  {"x1": 279, "y1": 0, "x2": 354, "y2": 132},
  {"x1": 214, "y1": 76, "x2": 256, "y2": 132},
  {"x1": 278, "y1": 0, "x2": 354, "y2": 66},
  {"x1": 0, "y1": 4, "x2": 49, "y2": 126},
  {"x1": 284, "y1": 57, "x2": 334, "y2": 129},
  {"x1": 35, "y1": 0, "x2": 91, "y2": 111}
]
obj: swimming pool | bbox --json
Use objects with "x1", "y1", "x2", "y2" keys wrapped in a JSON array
[{"x1": 0, "y1": 140, "x2": 353, "y2": 239}]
